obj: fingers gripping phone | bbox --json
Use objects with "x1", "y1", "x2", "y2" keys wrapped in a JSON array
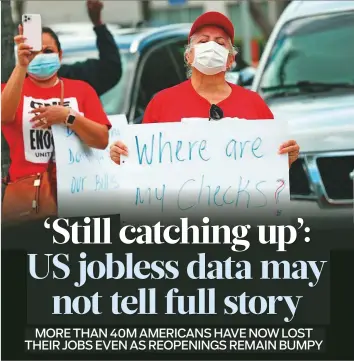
[{"x1": 22, "y1": 14, "x2": 42, "y2": 52}]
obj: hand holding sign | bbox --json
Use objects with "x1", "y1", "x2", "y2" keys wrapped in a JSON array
[
  {"x1": 118, "y1": 119, "x2": 292, "y2": 223},
  {"x1": 278, "y1": 140, "x2": 300, "y2": 167},
  {"x1": 52, "y1": 114, "x2": 128, "y2": 217},
  {"x1": 110, "y1": 141, "x2": 128, "y2": 164}
]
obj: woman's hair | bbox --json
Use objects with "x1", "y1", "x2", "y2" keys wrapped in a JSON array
[{"x1": 42, "y1": 26, "x2": 62, "y2": 52}]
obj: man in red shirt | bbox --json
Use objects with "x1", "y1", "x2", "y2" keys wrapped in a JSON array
[{"x1": 110, "y1": 11, "x2": 299, "y2": 167}]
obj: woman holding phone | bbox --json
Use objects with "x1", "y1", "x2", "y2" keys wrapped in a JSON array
[{"x1": 1, "y1": 24, "x2": 111, "y2": 224}]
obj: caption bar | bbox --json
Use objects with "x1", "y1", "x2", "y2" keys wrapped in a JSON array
[{"x1": 25, "y1": 327, "x2": 325, "y2": 353}]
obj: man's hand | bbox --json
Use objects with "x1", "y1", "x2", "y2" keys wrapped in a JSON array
[{"x1": 87, "y1": 0, "x2": 103, "y2": 26}]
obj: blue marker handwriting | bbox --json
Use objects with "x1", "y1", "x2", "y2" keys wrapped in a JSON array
[
  {"x1": 68, "y1": 148, "x2": 105, "y2": 165},
  {"x1": 135, "y1": 132, "x2": 210, "y2": 165},
  {"x1": 109, "y1": 127, "x2": 120, "y2": 140},
  {"x1": 135, "y1": 185, "x2": 166, "y2": 212},
  {"x1": 225, "y1": 137, "x2": 264, "y2": 160},
  {"x1": 177, "y1": 175, "x2": 267, "y2": 211},
  {"x1": 69, "y1": 173, "x2": 119, "y2": 194},
  {"x1": 71, "y1": 176, "x2": 86, "y2": 194},
  {"x1": 95, "y1": 174, "x2": 119, "y2": 191},
  {"x1": 66, "y1": 127, "x2": 74, "y2": 137},
  {"x1": 134, "y1": 133, "x2": 265, "y2": 166}
]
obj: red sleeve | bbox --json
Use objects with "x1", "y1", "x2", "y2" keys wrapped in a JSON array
[
  {"x1": 82, "y1": 82, "x2": 112, "y2": 129},
  {"x1": 253, "y1": 92, "x2": 274, "y2": 119},
  {"x1": 2, "y1": 83, "x2": 6, "y2": 92},
  {"x1": 142, "y1": 95, "x2": 159, "y2": 124}
]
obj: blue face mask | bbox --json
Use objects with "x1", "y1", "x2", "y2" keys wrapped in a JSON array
[{"x1": 28, "y1": 53, "x2": 61, "y2": 80}]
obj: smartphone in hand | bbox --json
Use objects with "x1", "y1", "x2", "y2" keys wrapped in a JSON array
[{"x1": 22, "y1": 14, "x2": 42, "y2": 52}]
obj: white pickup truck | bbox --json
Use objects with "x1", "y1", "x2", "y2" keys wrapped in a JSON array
[{"x1": 249, "y1": 0, "x2": 354, "y2": 220}]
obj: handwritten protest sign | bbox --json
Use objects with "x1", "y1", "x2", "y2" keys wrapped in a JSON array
[
  {"x1": 119, "y1": 119, "x2": 290, "y2": 222},
  {"x1": 52, "y1": 114, "x2": 127, "y2": 217}
]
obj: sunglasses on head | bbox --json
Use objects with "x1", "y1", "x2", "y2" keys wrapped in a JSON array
[{"x1": 209, "y1": 104, "x2": 224, "y2": 121}]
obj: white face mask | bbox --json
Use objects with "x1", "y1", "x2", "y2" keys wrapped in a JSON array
[{"x1": 192, "y1": 41, "x2": 229, "y2": 76}]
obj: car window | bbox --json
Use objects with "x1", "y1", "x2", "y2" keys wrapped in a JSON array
[
  {"x1": 258, "y1": 11, "x2": 354, "y2": 93},
  {"x1": 133, "y1": 39, "x2": 187, "y2": 120},
  {"x1": 100, "y1": 52, "x2": 135, "y2": 115},
  {"x1": 61, "y1": 50, "x2": 100, "y2": 64},
  {"x1": 61, "y1": 50, "x2": 134, "y2": 115},
  {"x1": 168, "y1": 39, "x2": 189, "y2": 81}
]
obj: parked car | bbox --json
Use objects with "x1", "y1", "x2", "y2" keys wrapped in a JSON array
[
  {"x1": 250, "y1": 0, "x2": 354, "y2": 214},
  {"x1": 227, "y1": 66, "x2": 257, "y2": 88},
  {"x1": 60, "y1": 24, "x2": 254, "y2": 124}
]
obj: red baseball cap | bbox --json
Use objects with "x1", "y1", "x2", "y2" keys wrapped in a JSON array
[{"x1": 189, "y1": 11, "x2": 235, "y2": 44}]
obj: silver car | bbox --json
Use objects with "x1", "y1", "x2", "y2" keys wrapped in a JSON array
[{"x1": 251, "y1": 0, "x2": 354, "y2": 219}]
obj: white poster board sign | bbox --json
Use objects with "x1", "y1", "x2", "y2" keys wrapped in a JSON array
[
  {"x1": 52, "y1": 114, "x2": 127, "y2": 217},
  {"x1": 119, "y1": 119, "x2": 290, "y2": 223}
]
